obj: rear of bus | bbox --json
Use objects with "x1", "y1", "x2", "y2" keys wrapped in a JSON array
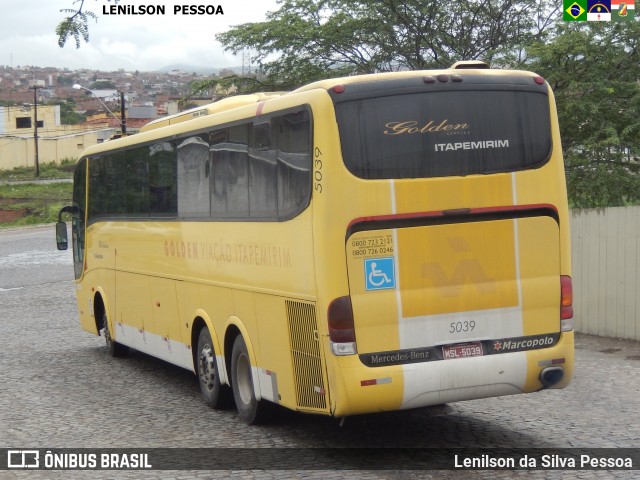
[{"x1": 310, "y1": 66, "x2": 574, "y2": 416}]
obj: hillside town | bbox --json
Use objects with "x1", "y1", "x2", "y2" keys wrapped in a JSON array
[{"x1": 0, "y1": 64, "x2": 239, "y2": 171}]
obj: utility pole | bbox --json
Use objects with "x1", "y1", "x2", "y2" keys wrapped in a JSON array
[
  {"x1": 31, "y1": 86, "x2": 40, "y2": 178},
  {"x1": 120, "y1": 91, "x2": 127, "y2": 135},
  {"x1": 73, "y1": 84, "x2": 126, "y2": 136}
]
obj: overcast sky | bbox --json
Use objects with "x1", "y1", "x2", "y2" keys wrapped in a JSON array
[{"x1": 1, "y1": 0, "x2": 280, "y2": 72}]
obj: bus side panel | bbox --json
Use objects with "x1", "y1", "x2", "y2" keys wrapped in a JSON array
[
  {"x1": 145, "y1": 276, "x2": 192, "y2": 370},
  {"x1": 75, "y1": 273, "x2": 98, "y2": 335},
  {"x1": 251, "y1": 295, "x2": 330, "y2": 413},
  {"x1": 78, "y1": 222, "x2": 118, "y2": 336},
  {"x1": 114, "y1": 270, "x2": 151, "y2": 351}
]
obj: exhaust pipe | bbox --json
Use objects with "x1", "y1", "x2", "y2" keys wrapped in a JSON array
[{"x1": 540, "y1": 366, "x2": 564, "y2": 388}]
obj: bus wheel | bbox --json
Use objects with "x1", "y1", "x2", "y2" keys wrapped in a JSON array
[
  {"x1": 197, "y1": 327, "x2": 233, "y2": 409},
  {"x1": 231, "y1": 335, "x2": 271, "y2": 424},
  {"x1": 102, "y1": 310, "x2": 128, "y2": 357}
]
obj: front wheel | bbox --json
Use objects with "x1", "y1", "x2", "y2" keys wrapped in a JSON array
[
  {"x1": 197, "y1": 327, "x2": 233, "y2": 409},
  {"x1": 231, "y1": 335, "x2": 273, "y2": 424},
  {"x1": 102, "y1": 310, "x2": 128, "y2": 357}
]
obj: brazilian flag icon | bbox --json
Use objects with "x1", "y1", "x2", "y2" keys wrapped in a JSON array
[{"x1": 564, "y1": 0, "x2": 588, "y2": 20}]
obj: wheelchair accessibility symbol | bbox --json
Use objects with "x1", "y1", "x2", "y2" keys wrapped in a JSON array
[{"x1": 364, "y1": 257, "x2": 396, "y2": 291}]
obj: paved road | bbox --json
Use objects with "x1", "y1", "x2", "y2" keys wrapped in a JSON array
[{"x1": 1, "y1": 226, "x2": 639, "y2": 479}]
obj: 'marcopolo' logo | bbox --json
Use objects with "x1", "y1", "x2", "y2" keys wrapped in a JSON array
[{"x1": 493, "y1": 334, "x2": 557, "y2": 353}]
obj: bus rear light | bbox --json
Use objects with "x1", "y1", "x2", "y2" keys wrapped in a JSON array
[
  {"x1": 328, "y1": 296, "x2": 357, "y2": 355},
  {"x1": 331, "y1": 85, "x2": 346, "y2": 94},
  {"x1": 534, "y1": 76, "x2": 545, "y2": 85},
  {"x1": 560, "y1": 276, "x2": 574, "y2": 331}
]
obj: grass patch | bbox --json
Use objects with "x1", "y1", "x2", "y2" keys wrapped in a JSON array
[
  {"x1": 0, "y1": 182, "x2": 73, "y2": 227},
  {"x1": 0, "y1": 158, "x2": 76, "y2": 181}
]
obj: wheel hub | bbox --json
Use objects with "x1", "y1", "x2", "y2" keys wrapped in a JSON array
[{"x1": 199, "y1": 344, "x2": 215, "y2": 391}]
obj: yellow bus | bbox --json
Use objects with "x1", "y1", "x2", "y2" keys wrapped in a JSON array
[{"x1": 56, "y1": 62, "x2": 574, "y2": 424}]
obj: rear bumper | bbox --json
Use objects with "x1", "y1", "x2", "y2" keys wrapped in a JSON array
[{"x1": 326, "y1": 331, "x2": 574, "y2": 417}]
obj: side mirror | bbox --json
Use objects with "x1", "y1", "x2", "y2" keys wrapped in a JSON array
[{"x1": 56, "y1": 221, "x2": 68, "y2": 250}]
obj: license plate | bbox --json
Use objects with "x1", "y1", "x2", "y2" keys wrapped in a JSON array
[{"x1": 442, "y1": 342, "x2": 483, "y2": 360}]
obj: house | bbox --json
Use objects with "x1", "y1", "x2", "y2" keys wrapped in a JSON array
[{"x1": 0, "y1": 104, "x2": 113, "y2": 170}]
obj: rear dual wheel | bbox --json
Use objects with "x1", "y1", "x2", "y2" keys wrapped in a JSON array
[
  {"x1": 230, "y1": 335, "x2": 274, "y2": 424},
  {"x1": 197, "y1": 328, "x2": 234, "y2": 409}
]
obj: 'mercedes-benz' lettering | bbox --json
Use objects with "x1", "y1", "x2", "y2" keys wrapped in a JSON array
[{"x1": 435, "y1": 140, "x2": 510, "y2": 152}]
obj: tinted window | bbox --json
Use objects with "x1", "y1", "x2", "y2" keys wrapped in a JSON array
[
  {"x1": 336, "y1": 90, "x2": 552, "y2": 179},
  {"x1": 149, "y1": 143, "x2": 177, "y2": 215},
  {"x1": 276, "y1": 111, "x2": 312, "y2": 218},
  {"x1": 177, "y1": 136, "x2": 210, "y2": 217},
  {"x1": 211, "y1": 124, "x2": 250, "y2": 218},
  {"x1": 86, "y1": 107, "x2": 311, "y2": 223},
  {"x1": 89, "y1": 153, "x2": 126, "y2": 217},
  {"x1": 72, "y1": 160, "x2": 87, "y2": 279},
  {"x1": 123, "y1": 148, "x2": 149, "y2": 215},
  {"x1": 249, "y1": 121, "x2": 278, "y2": 218}
]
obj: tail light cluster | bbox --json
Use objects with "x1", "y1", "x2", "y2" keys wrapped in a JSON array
[
  {"x1": 560, "y1": 276, "x2": 573, "y2": 332},
  {"x1": 328, "y1": 296, "x2": 357, "y2": 355}
]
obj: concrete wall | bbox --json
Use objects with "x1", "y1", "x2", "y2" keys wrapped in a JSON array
[
  {"x1": 0, "y1": 130, "x2": 114, "y2": 170},
  {"x1": 571, "y1": 206, "x2": 640, "y2": 341}
]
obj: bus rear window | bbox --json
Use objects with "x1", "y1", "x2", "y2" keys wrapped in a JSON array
[{"x1": 335, "y1": 90, "x2": 552, "y2": 179}]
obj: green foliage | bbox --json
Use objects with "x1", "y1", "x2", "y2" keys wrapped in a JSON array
[
  {"x1": 56, "y1": 0, "x2": 118, "y2": 48},
  {"x1": 56, "y1": 0, "x2": 638, "y2": 208},
  {"x1": 56, "y1": 8, "x2": 96, "y2": 48},
  {"x1": 57, "y1": 75, "x2": 75, "y2": 86},
  {"x1": 523, "y1": 21, "x2": 640, "y2": 207},
  {"x1": 216, "y1": 0, "x2": 558, "y2": 89},
  {"x1": 214, "y1": 0, "x2": 638, "y2": 208},
  {"x1": 0, "y1": 161, "x2": 75, "y2": 181},
  {"x1": 0, "y1": 182, "x2": 73, "y2": 228},
  {"x1": 47, "y1": 101, "x2": 86, "y2": 125},
  {"x1": 90, "y1": 80, "x2": 117, "y2": 89}
]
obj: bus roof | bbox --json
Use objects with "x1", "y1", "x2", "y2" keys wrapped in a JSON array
[
  {"x1": 139, "y1": 92, "x2": 286, "y2": 133},
  {"x1": 79, "y1": 63, "x2": 543, "y2": 159},
  {"x1": 290, "y1": 64, "x2": 538, "y2": 94}
]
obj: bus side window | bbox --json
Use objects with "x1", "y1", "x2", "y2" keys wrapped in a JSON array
[
  {"x1": 177, "y1": 136, "x2": 211, "y2": 218},
  {"x1": 149, "y1": 142, "x2": 177, "y2": 216},
  {"x1": 71, "y1": 159, "x2": 87, "y2": 279},
  {"x1": 211, "y1": 124, "x2": 249, "y2": 218},
  {"x1": 249, "y1": 120, "x2": 278, "y2": 218},
  {"x1": 123, "y1": 148, "x2": 150, "y2": 216},
  {"x1": 275, "y1": 110, "x2": 312, "y2": 219}
]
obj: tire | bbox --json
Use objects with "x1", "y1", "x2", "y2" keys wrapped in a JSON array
[
  {"x1": 231, "y1": 335, "x2": 273, "y2": 424},
  {"x1": 102, "y1": 310, "x2": 128, "y2": 357},
  {"x1": 197, "y1": 327, "x2": 234, "y2": 409}
]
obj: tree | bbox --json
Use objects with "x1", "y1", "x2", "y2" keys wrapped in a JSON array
[
  {"x1": 56, "y1": 0, "x2": 120, "y2": 48},
  {"x1": 524, "y1": 21, "x2": 640, "y2": 207},
  {"x1": 50, "y1": 100, "x2": 86, "y2": 125},
  {"x1": 57, "y1": 75, "x2": 75, "y2": 86},
  {"x1": 216, "y1": 0, "x2": 559, "y2": 89},
  {"x1": 90, "y1": 80, "x2": 117, "y2": 89},
  {"x1": 55, "y1": 0, "x2": 639, "y2": 207},
  {"x1": 215, "y1": 1, "x2": 639, "y2": 208}
]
